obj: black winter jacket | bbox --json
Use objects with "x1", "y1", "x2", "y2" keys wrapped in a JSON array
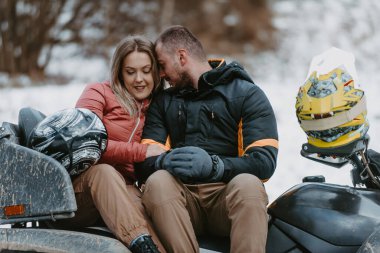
[{"x1": 137, "y1": 59, "x2": 278, "y2": 183}]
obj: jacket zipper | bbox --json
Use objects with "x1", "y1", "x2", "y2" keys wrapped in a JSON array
[
  {"x1": 128, "y1": 101, "x2": 143, "y2": 143},
  {"x1": 178, "y1": 103, "x2": 186, "y2": 144},
  {"x1": 209, "y1": 107, "x2": 215, "y2": 136}
]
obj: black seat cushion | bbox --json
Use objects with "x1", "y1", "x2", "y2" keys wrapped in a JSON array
[{"x1": 18, "y1": 107, "x2": 46, "y2": 147}]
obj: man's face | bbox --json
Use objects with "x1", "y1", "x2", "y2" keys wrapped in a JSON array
[{"x1": 155, "y1": 43, "x2": 192, "y2": 88}]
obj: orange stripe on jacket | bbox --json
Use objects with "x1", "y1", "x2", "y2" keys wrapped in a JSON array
[
  {"x1": 208, "y1": 58, "x2": 225, "y2": 68},
  {"x1": 238, "y1": 119, "x2": 279, "y2": 156},
  {"x1": 245, "y1": 139, "x2": 279, "y2": 153},
  {"x1": 141, "y1": 138, "x2": 171, "y2": 151},
  {"x1": 238, "y1": 120, "x2": 244, "y2": 157}
]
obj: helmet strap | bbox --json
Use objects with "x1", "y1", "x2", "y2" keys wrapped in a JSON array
[{"x1": 301, "y1": 95, "x2": 367, "y2": 131}]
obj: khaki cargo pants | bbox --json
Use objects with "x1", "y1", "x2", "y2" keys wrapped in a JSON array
[
  {"x1": 142, "y1": 170, "x2": 269, "y2": 253},
  {"x1": 54, "y1": 164, "x2": 166, "y2": 252}
]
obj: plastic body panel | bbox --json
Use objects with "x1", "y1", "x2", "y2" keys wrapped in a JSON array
[
  {"x1": 0, "y1": 127, "x2": 77, "y2": 224},
  {"x1": 266, "y1": 182, "x2": 380, "y2": 252},
  {"x1": 0, "y1": 228, "x2": 130, "y2": 252}
]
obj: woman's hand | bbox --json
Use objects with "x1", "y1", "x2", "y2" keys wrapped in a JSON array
[{"x1": 145, "y1": 144, "x2": 167, "y2": 158}]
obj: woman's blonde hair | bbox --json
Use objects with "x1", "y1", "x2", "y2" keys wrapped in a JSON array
[{"x1": 110, "y1": 35, "x2": 161, "y2": 116}]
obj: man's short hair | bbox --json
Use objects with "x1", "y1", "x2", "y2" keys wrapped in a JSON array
[{"x1": 156, "y1": 25, "x2": 207, "y2": 61}]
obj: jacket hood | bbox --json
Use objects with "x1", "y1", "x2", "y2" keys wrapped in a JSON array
[
  {"x1": 200, "y1": 59, "x2": 253, "y2": 87},
  {"x1": 165, "y1": 59, "x2": 254, "y2": 97}
]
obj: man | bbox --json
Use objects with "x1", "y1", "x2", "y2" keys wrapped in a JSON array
[{"x1": 137, "y1": 25, "x2": 278, "y2": 253}]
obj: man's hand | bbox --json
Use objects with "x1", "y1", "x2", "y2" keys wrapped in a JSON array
[{"x1": 158, "y1": 146, "x2": 224, "y2": 183}]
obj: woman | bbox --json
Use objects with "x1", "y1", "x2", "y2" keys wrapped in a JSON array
[{"x1": 71, "y1": 36, "x2": 166, "y2": 253}]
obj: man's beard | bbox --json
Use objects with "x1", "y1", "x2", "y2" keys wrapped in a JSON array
[{"x1": 173, "y1": 70, "x2": 193, "y2": 90}]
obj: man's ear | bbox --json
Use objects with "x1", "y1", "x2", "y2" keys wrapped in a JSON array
[{"x1": 178, "y1": 49, "x2": 187, "y2": 66}]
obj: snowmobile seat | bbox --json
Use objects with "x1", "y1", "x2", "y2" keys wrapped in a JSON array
[
  {"x1": 198, "y1": 235, "x2": 230, "y2": 252},
  {"x1": 18, "y1": 106, "x2": 46, "y2": 147}
]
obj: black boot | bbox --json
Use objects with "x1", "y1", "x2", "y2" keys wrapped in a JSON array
[{"x1": 129, "y1": 235, "x2": 160, "y2": 253}]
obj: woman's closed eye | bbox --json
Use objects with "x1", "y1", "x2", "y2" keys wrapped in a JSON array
[{"x1": 143, "y1": 67, "x2": 152, "y2": 74}]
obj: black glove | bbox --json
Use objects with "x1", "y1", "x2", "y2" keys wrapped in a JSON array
[
  {"x1": 134, "y1": 150, "x2": 170, "y2": 184},
  {"x1": 159, "y1": 146, "x2": 224, "y2": 183}
]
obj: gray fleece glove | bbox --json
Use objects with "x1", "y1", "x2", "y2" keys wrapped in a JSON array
[{"x1": 159, "y1": 146, "x2": 224, "y2": 183}]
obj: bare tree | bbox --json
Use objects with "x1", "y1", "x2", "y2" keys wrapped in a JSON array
[
  {"x1": 69, "y1": 0, "x2": 276, "y2": 57},
  {"x1": 0, "y1": 0, "x2": 275, "y2": 85},
  {"x1": 153, "y1": 0, "x2": 276, "y2": 54},
  {"x1": 0, "y1": 0, "x2": 100, "y2": 81}
]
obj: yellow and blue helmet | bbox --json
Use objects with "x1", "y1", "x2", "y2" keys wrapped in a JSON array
[{"x1": 296, "y1": 49, "x2": 369, "y2": 148}]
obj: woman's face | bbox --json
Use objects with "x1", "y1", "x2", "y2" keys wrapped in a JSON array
[{"x1": 121, "y1": 50, "x2": 154, "y2": 101}]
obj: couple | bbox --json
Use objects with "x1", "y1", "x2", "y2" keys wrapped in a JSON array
[{"x1": 69, "y1": 25, "x2": 278, "y2": 253}]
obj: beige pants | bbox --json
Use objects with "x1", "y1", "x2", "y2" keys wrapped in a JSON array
[
  {"x1": 142, "y1": 170, "x2": 269, "y2": 253},
  {"x1": 54, "y1": 164, "x2": 166, "y2": 252}
]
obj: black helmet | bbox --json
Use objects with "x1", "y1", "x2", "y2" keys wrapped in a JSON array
[{"x1": 30, "y1": 108, "x2": 108, "y2": 176}]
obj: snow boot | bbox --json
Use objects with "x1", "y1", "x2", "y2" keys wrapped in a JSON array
[{"x1": 129, "y1": 235, "x2": 160, "y2": 253}]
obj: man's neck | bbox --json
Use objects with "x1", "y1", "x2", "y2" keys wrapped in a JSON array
[{"x1": 189, "y1": 61, "x2": 212, "y2": 90}]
